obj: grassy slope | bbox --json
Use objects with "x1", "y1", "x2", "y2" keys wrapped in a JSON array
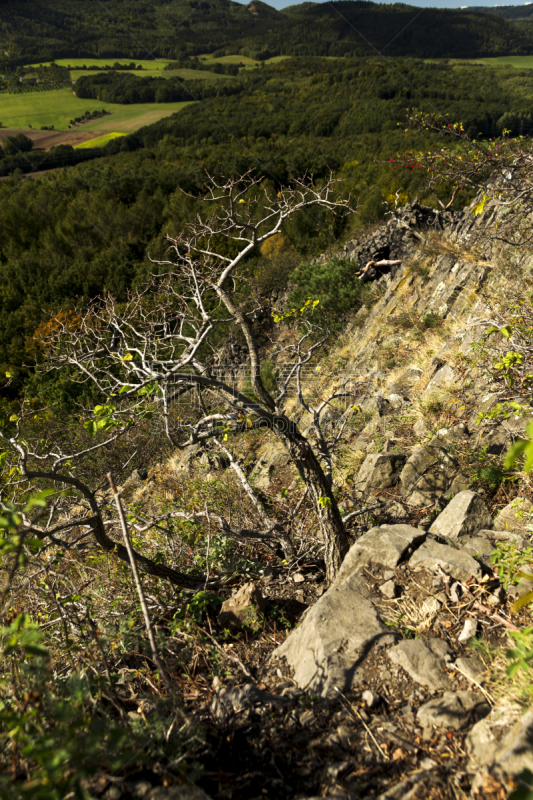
[
  {"x1": 451, "y1": 55, "x2": 533, "y2": 68},
  {"x1": 74, "y1": 132, "x2": 126, "y2": 148},
  {"x1": 27, "y1": 58, "x2": 173, "y2": 70},
  {"x1": 0, "y1": 88, "x2": 194, "y2": 132}
]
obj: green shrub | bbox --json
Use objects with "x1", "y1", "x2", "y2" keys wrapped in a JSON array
[{"x1": 287, "y1": 256, "x2": 374, "y2": 330}]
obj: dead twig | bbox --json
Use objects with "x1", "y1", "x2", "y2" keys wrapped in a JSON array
[
  {"x1": 107, "y1": 473, "x2": 175, "y2": 696},
  {"x1": 334, "y1": 686, "x2": 388, "y2": 761}
]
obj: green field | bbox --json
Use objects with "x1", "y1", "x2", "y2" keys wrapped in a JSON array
[
  {"x1": 0, "y1": 88, "x2": 194, "y2": 132},
  {"x1": 199, "y1": 53, "x2": 291, "y2": 69},
  {"x1": 452, "y1": 56, "x2": 533, "y2": 69},
  {"x1": 28, "y1": 58, "x2": 172, "y2": 70},
  {"x1": 70, "y1": 67, "x2": 230, "y2": 82},
  {"x1": 74, "y1": 132, "x2": 126, "y2": 149}
]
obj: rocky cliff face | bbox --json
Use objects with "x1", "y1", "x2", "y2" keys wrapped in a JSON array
[
  {"x1": 248, "y1": 200, "x2": 533, "y2": 797},
  {"x1": 130, "y1": 199, "x2": 533, "y2": 799}
]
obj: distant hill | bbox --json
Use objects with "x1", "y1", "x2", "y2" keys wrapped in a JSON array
[
  {"x1": 1, "y1": 0, "x2": 533, "y2": 65},
  {"x1": 467, "y1": 5, "x2": 533, "y2": 22}
]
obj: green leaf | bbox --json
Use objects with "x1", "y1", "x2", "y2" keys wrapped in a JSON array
[
  {"x1": 504, "y1": 439, "x2": 529, "y2": 470},
  {"x1": 84, "y1": 420, "x2": 97, "y2": 436},
  {"x1": 25, "y1": 489, "x2": 55, "y2": 510}
]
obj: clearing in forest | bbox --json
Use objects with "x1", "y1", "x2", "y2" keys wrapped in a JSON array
[
  {"x1": 0, "y1": 88, "x2": 194, "y2": 133},
  {"x1": 73, "y1": 132, "x2": 127, "y2": 148}
]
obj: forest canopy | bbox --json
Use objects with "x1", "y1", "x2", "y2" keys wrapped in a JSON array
[
  {"x1": 1, "y1": 0, "x2": 533, "y2": 66},
  {"x1": 2, "y1": 53, "x2": 533, "y2": 391}
]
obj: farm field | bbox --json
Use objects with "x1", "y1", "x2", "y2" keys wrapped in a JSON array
[
  {"x1": 70, "y1": 67, "x2": 231, "y2": 82},
  {"x1": 27, "y1": 57, "x2": 237, "y2": 82},
  {"x1": 452, "y1": 55, "x2": 533, "y2": 68},
  {"x1": 74, "y1": 132, "x2": 126, "y2": 149},
  {"x1": 0, "y1": 128, "x2": 100, "y2": 150},
  {"x1": 199, "y1": 53, "x2": 291, "y2": 69},
  {"x1": 27, "y1": 58, "x2": 172, "y2": 70},
  {"x1": 0, "y1": 88, "x2": 195, "y2": 133}
]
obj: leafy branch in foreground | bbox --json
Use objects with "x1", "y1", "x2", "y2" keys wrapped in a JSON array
[{"x1": 391, "y1": 111, "x2": 533, "y2": 245}]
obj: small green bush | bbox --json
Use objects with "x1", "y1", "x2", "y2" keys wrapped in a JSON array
[{"x1": 287, "y1": 256, "x2": 374, "y2": 330}]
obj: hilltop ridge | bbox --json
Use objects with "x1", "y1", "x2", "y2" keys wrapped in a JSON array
[{"x1": 1, "y1": 0, "x2": 533, "y2": 63}]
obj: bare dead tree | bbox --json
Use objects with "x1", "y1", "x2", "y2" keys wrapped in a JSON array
[{"x1": 2, "y1": 171, "x2": 363, "y2": 583}]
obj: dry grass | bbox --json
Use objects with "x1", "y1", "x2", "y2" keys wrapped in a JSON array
[
  {"x1": 379, "y1": 594, "x2": 441, "y2": 634},
  {"x1": 420, "y1": 234, "x2": 492, "y2": 267}
]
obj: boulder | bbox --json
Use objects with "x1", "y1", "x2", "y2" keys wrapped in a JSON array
[
  {"x1": 273, "y1": 573, "x2": 395, "y2": 697},
  {"x1": 251, "y1": 442, "x2": 291, "y2": 489},
  {"x1": 493, "y1": 497, "x2": 533, "y2": 536},
  {"x1": 332, "y1": 524, "x2": 426, "y2": 587},
  {"x1": 434, "y1": 423, "x2": 469, "y2": 446},
  {"x1": 387, "y1": 367, "x2": 423, "y2": 398},
  {"x1": 423, "y1": 363, "x2": 457, "y2": 397},
  {"x1": 459, "y1": 535, "x2": 494, "y2": 559},
  {"x1": 409, "y1": 538, "x2": 483, "y2": 582},
  {"x1": 452, "y1": 656, "x2": 487, "y2": 684},
  {"x1": 429, "y1": 490, "x2": 493, "y2": 539},
  {"x1": 413, "y1": 418, "x2": 429, "y2": 438},
  {"x1": 400, "y1": 445, "x2": 458, "y2": 506},
  {"x1": 353, "y1": 453, "x2": 406, "y2": 498},
  {"x1": 385, "y1": 392, "x2": 408, "y2": 411},
  {"x1": 210, "y1": 684, "x2": 284, "y2": 720},
  {"x1": 387, "y1": 637, "x2": 451, "y2": 692},
  {"x1": 218, "y1": 582, "x2": 265, "y2": 631},
  {"x1": 416, "y1": 690, "x2": 488, "y2": 731},
  {"x1": 466, "y1": 707, "x2": 533, "y2": 787}
]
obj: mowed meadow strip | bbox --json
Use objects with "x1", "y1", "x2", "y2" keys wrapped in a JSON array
[
  {"x1": 0, "y1": 88, "x2": 195, "y2": 133},
  {"x1": 73, "y1": 132, "x2": 127, "y2": 149}
]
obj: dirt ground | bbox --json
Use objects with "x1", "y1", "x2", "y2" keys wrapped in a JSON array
[{"x1": 0, "y1": 127, "x2": 101, "y2": 150}]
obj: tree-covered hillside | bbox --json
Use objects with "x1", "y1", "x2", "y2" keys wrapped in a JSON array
[
  {"x1": 1, "y1": 0, "x2": 532, "y2": 65},
  {"x1": 2, "y1": 54, "x2": 533, "y2": 388}
]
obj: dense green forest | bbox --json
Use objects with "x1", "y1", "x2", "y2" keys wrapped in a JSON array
[
  {"x1": 1, "y1": 0, "x2": 533, "y2": 65},
  {"x1": 74, "y1": 70, "x2": 241, "y2": 103},
  {"x1": 2, "y1": 52, "x2": 533, "y2": 395}
]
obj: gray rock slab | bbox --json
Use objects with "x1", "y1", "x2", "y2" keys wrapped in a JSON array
[
  {"x1": 401, "y1": 444, "x2": 458, "y2": 506},
  {"x1": 413, "y1": 418, "x2": 429, "y2": 438},
  {"x1": 429, "y1": 490, "x2": 493, "y2": 539},
  {"x1": 452, "y1": 656, "x2": 487, "y2": 684},
  {"x1": 423, "y1": 363, "x2": 457, "y2": 397},
  {"x1": 273, "y1": 574, "x2": 395, "y2": 697},
  {"x1": 218, "y1": 582, "x2": 265, "y2": 630},
  {"x1": 333, "y1": 524, "x2": 427, "y2": 587},
  {"x1": 478, "y1": 528, "x2": 530, "y2": 549},
  {"x1": 494, "y1": 497, "x2": 533, "y2": 536},
  {"x1": 447, "y1": 472, "x2": 471, "y2": 496},
  {"x1": 353, "y1": 452, "x2": 406, "y2": 497},
  {"x1": 387, "y1": 637, "x2": 451, "y2": 692},
  {"x1": 380, "y1": 579, "x2": 397, "y2": 599},
  {"x1": 459, "y1": 536, "x2": 494, "y2": 558},
  {"x1": 387, "y1": 367, "x2": 423, "y2": 398},
  {"x1": 409, "y1": 538, "x2": 482, "y2": 582},
  {"x1": 467, "y1": 708, "x2": 533, "y2": 784},
  {"x1": 417, "y1": 690, "x2": 487, "y2": 730},
  {"x1": 435, "y1": 423, "x2": 469, "y2": 445},
  {"x1": 210, "y1": 683, "x2": 284, "y2": 719}
]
